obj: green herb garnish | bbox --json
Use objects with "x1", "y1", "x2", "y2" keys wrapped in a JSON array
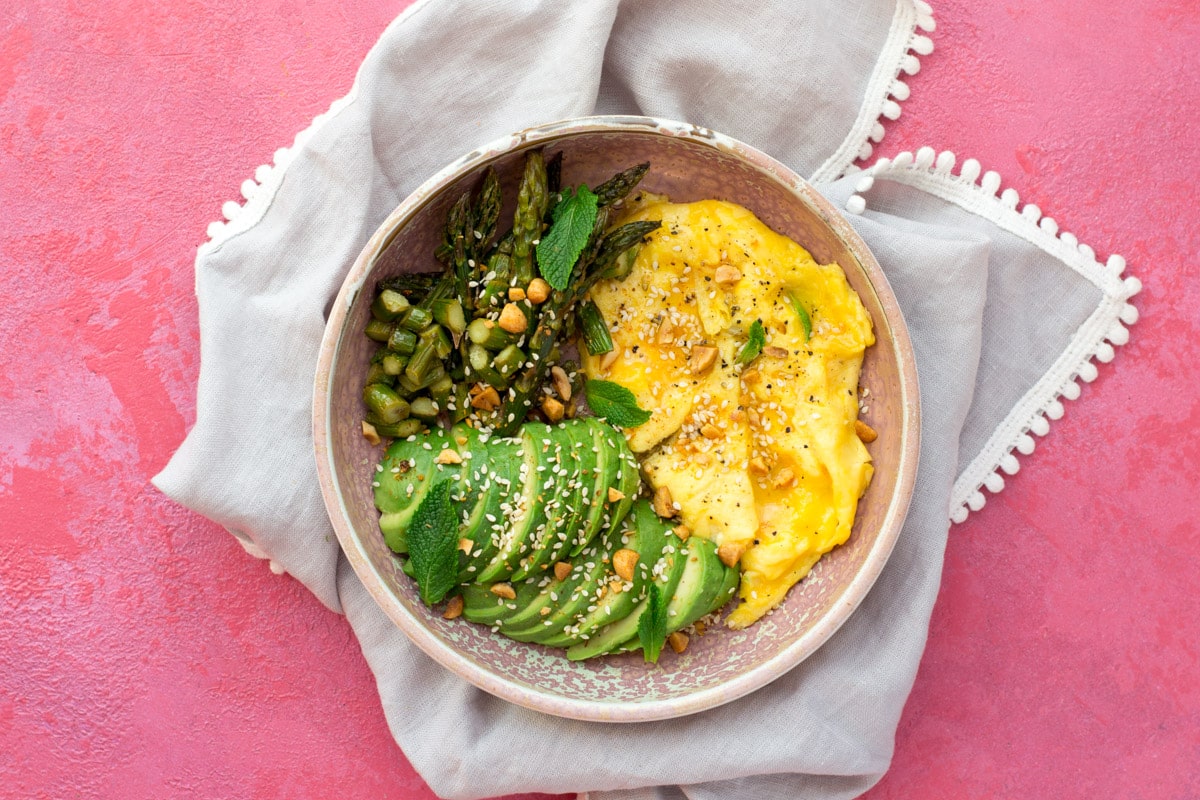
[
  {"x1": 638, "y1": 583, "x2": 668, "y2": 663},
  {"x1": 738, "y1": 319, "x2": 766, "y2": 365},
  {"x1": 536, "y1": 185, "x2": 599, "y2": 290},
  {"x1": 585, "y1": 379, "x2": 653, "y2": 428},
  {"x1": 406, "y1": 479, "x2": 459, "y2": 606},
  {"x1": 787, "y1": 292, "x2": 812, "y2": 341}
]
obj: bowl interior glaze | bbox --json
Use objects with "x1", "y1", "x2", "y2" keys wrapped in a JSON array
[{"x1": 314, "y1": 117, "x2": 919, "y2": 722}]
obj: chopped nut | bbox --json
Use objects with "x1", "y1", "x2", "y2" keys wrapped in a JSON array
[
  {"x1": 455, "y1": 435, "x2": 469, "y2": 446},
  {"x1": 693, "y1": 621, "x2": 707, "y2": 636},
  {"x1": 718, "y1": 542, "x2": 747, "y2": 567},
  {"x1": 749, "y1": 457, "x2": 770, "y2": 476},
  {"x1": 855, "y1": 419, "x2": 878, "y2": 443},
  {"x1": 693, "y1": 453, "x2": 711, "y2": 466},
  {"x1": 714, "y1": 265, "x2": 742, "y2": 286},
  {"x1": 539, "y1": 606, "x2": 551, "y2": 616},
  {"x1": 763, "y1": 345, "x2": 789, "y2": 359},
  {"x1": 554, "y1": 561, "x2": 572, "y2": 581},
  {"x1": 541, "y1": 395, "x2": 565, "y2": 422},
  {"x1": 599, "y1": 347, "x2": 621, "y2": 372},
  {"x1": 772, "y1": 467, "x2": 797, "y2": 489},
  {"x1": 361, "y1": 420, "x2": 381, "y2": 446},
  {"x1": 596, "y1": 584, "x2": 608, "y2": 599},
  {"x1": 667, "y1": 631, "x2": 690, "y2": 654},
  {"x1": 700, "y1": 423, "x2": 722, "y2": 440},
  {"x1": 656, "y1": 317, "x2": 677, "y2": 345},
  {"x1": 471, "y1": 384, "x2": 501, "y2": 411},
  {"x1": 458, "y1": 538, "x2": 473, "y2": 555},
  {"x1": 607, "y1": 487, "x2": 625, "y2": 503},
  {"x1": 608, "y1": 579, "x2": 624, "y2": 594},
  {"x1": 652, "y1": 486, "x2": 676, "y2": 518},
  {"x1": 747, "y1": 408, "x2": 761, "y2": 428},
  {"x1": 435, "y1": 449, "x2": 463, "y2": 465},
  {"x1": 442, "y1": 595, "x2": 463, "y2": 620},
  {"x1": 489, "y1": 583, "x2": 516, "y2": 600},
  {"x1": 612, "y1": 548, "x2": 639, "y2": 582},
  {"x1": 730, "y1": 409, "x2": 746, "y2": 423},
  {"x1": 550, "y1": 365, "x2": 572, "y2": 402},
  {"x1": 498, "y1": 302, "x2": 528, "y2": 334},
  {"x1": 526, "y1": 278, "x2": 550, "y2": 304},
  {"x1": 741, "y1": 368, "x2": 761, "y2": 385},
  {"x1": 507, "y1": 286, "x2": 527, "y2": 301},
  {"x1": 688, "y1": 345, "x2": 719, "y2": 375},
  {"x1": 673, "y1": 525, "x2": 691, "y2": 541}
]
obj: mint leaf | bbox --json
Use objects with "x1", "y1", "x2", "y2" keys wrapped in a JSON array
[
  {"x1": 738, "y1": 319, "x2": 766, "y2": 365},
  {"x1": 638, "y1": 583, "x2": 668, "y2": 663},
  {"x1": 585, "y1": 379, "x2": 652, "y2": 428},
  {"x1": 406, "y1": 480, "x2": 459, "y2": 606},
  {"x1": 786, "y1": 292, "x2": 813, "y2": 341},
  {"x1": 536, "y1": 185, "x2": 598, "y2": 290}
]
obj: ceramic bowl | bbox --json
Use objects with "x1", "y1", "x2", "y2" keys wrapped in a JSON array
[{"x1": 313, "y1": 116, "x2": 919, "y2": 722}]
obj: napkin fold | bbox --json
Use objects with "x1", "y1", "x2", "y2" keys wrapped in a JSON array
[{"x1": 153, "y1": 1, "x2": 1140, "y2": 798}]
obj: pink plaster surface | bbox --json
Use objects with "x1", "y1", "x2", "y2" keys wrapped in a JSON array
[{"x1": 0, "y1": 1, "x2": 1195, "y2": 798}]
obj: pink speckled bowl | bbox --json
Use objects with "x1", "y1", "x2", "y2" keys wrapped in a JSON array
[{"x1": 313, "y1": 117, "x2": 919, "y2": 722}]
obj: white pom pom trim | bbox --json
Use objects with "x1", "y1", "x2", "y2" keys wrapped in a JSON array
[
  {"x1": 811, "y1": 1, "x2": 937, "y2": 183},
  {"x1": 848, "y1": 146, "x2": 1142, "y2": 525}
]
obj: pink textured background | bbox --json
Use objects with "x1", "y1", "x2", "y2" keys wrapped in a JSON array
[{"x1": 1, "y1": 1, "x2": 1195, "y2": 798}]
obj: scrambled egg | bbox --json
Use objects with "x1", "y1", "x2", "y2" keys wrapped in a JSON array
[{"x1": 581, "y1": 198, "x2": 875, "y2": 629}]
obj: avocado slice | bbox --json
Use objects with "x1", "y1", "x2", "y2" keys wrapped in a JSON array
[
  {"x1": 474, "y1": 422, "x2": 555, "y2": 583},
  {"x1": 539, "y1": 500, "x2": 669, "y2": 649},
  {"x1": 373, "y1": 426, "x2": 456, "y2": 553},
  {"x1": 510, "y1": 422, "x2": 586, "y2": 581},
  {"x1": 498, "y1": 539, "x2": 605, "y2": 636},
  {"x1": 708, "y1": 559, "x2": 741, "y2": 615},
  {"x1": 565, "y1": 508, "x2": 690, "y2": 660},
  {"x1": 663, "y1": 535, "x2": 730, "y2": 633},
  {"x1": 566, "y1": 418, "x2": 620, "y2": 557},
  {"x1": 510, "y1": 512, "x2": 641, "y2": 645},
  {"x1": 461, "y1": 577, "x2": 548, "y2": 626},
  {"x1": 454, "y1": 428, "x2": 523, "y2": 581}
]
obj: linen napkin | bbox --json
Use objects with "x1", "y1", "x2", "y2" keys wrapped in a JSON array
[{"x1": 153, "y1": 1, "x2": 1140, "y2": 798}]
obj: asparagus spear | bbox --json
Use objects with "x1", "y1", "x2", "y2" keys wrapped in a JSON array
[
  {"x1": 511, "y1": 151, "x2": 549, "y2": 286},
  {"x1": 593, "y1": 162, "x2": 650, "y2": 207}
]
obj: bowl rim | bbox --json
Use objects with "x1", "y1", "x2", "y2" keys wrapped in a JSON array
[{"x1": 313, "y1": 115, "x2": 921, "y2": 723}]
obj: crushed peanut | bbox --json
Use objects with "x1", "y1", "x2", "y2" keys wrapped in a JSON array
[
  {"x1": 741, "y1": 368, "x2": 761, "y2": 384},
  {"x1": 748, "y1": 457, "x2": 770, "y2": 476},
  {"x1": 667, "y1": 631, "x2": 690, "y2": 654},
  {"x1": 554, "y1": 561, "x2": 572, "y2": 582},
  {"x1": 688, "y1": 345, "x2": 719, "y2": 375},
  {"x1": 763, "y1": 345, "x2": 789, "y2": 359},
  {"x1": 434, "y1": 449, "x2": 463, "y2": 465},
  {"x1": 550, "y1": 365, "x2": 572, "y2": 402},
  {"x1": 656, "y1": 317, "x2": 677, "y2": 345},
  {"x1": 442, "y1": 595, "x2": 463, "y2": 620},
  {"x1": 772, "y1": 467, "x2": 797, "y2": 489},
  {"x1": 541, "y1": 396, "x2": 565, "y2": 422},
  {"x1": 526, "y1": 278, "x2": 550, "y2": 304},
  {"x1": 458, "y1": 538, "x2": 473, "y2": 555},
  {"x1": 361, "y1": 420, "x2": 381, "y2": 446},
  {"x1": 652, "y1": 485, "x2": 676, "y2": 518},
  {"x1": 612, "y1": 549, "x2": 639, "y2": 582},
  {"x1": 718, "y1": 542, "x2": 747, "y2": 567},
  {"x1": 855, "y1": 419, "x2": 878, "y2": 443},
  {"x1": 700, "y1": 423, "x2": 722, "y2": 440},
  {"x1": 489, "y1": 583, "x2": 517, "y2": 600},
  {"x1": 471, "y1": 384, "x2": 501, "y2": 411},
  {"x1": 507, "y1": 287, "x2": 526, "y2": 301},
  {"x1": 498, "y1": 302, "x2": 528, "y2": 334},
  {"x1": 599, "y1": 347, "x2": 621, "y2": 372},
  {"x1": 714, "y1": 265, "x2": 742, "y2": 285},
  {"x1": 673, "y1": 524, "x2": 691, "y2": 541},
  {"x1": 607, "y1": 487, "x2": 625, "y2": 503},
  {"x1": 608, "y1": 579, "x2": 624, "y2": 594}
]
